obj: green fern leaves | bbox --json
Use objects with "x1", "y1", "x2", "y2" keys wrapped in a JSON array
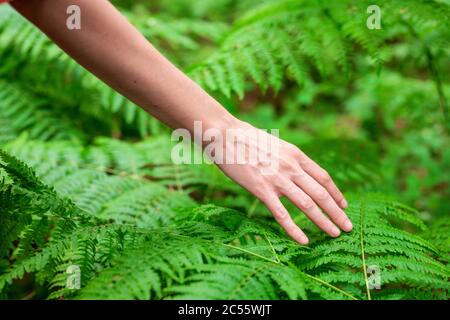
[
  {"x1": 189, "y1": 0, "x2": 450, "y2": 98},
  {"x1": 0, "y1": 152, "x2": 448, "y2": 299}
]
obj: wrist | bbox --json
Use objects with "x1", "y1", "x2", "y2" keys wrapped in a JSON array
[
  {"x1": 206, "y1": 112, "x2": 242, "y2": 132},
  {"x1": 190, "y1": 106, "x2": 244, "y2": 149}
]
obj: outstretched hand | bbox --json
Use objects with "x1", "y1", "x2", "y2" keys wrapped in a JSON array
[{"x1": 216, "y1": 120, "x2": 353, "y2": 245}]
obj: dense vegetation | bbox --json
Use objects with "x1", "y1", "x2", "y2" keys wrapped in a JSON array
[{"x1": 0, "y1": 0, "x2": 449, "y2": 300}]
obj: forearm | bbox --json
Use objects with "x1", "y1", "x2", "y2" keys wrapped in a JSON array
[{"x1": 11, "y1": 0, "x2": 236, "y2": 134}]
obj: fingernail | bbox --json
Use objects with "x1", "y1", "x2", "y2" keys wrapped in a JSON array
[
  {"x1": 330, "y1": 226, "x2": 341, "y2": 237},
  {"x1": 299, "y1": 235, "x2": 309, "y2": 245},
  {"x1": 343, "y1": 220, "x2": 353, "y2": 232},
  {"x1": 341, "y1": 199, "x2": 348, "y2": 208}
]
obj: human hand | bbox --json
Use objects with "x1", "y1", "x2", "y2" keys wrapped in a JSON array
[{"x1": 213, "y1": 120, "x2": 352, "y2": 245}]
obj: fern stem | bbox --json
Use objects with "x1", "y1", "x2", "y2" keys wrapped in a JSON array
[
  {"x1": 225, "y1": 242, "x2": 358, "y2": 300},
  {"x1": 247, "y1": 198, "x2": 259, "y2": 217},
  {"x1": 359, "y1": 199, "x2": 371, "y2": 300},
  {"x1": 264, "y1": 232, "x2": 281, "y2": 263},
  {"x1": 302, "y1": 273, "x2": 359, "y2": 301},
  {"x1": 223, "y1": 243, "x2": 280, "y2": 264}
]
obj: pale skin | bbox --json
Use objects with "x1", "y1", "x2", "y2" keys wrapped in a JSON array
[{"x1": 10, "y1": 0, "x2": 353, "y2": 245}]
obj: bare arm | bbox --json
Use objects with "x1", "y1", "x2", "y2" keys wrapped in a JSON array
[
  {"x1": 11, "y1": 0, "x2": 231, "y2": 132},
  {"x1": 11, "y1": 0, "x2": 352, "y2": 244}
]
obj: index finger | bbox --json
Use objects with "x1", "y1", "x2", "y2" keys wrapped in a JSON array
[
  {"x1": 260, "y1": 193, "x2": 309, "y2": 245},
  {"x1": 299, "y1": 154, "x2": 348, "y2": 209}
]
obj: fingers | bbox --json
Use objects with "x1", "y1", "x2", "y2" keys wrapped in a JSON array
[
  {"x1": 260, "y1": 193, "x2": 309, "y2": 245},
  {"x1": 292, "y1": 171, "x2": 353, "y2": 232},
  {"x1": 281, "y1": 181, "x2": 341, "y2": 238},
  {"x1": 299, "y1": 155, "x2": 348, "y2": 209}
]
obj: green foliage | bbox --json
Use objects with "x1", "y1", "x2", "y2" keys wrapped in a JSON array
[
  {"x1": 0, "y1": 81, "x2": 84, "y2": 143},
  {"x1": 189, "y1": 0, "x2": 450, "y2": 98},
  {"x1": 0, "y1": 0, "x2": 449, "y2": 300},
  {"x1": 0, "y1": 149, "x2": 448, "y2": 300}
]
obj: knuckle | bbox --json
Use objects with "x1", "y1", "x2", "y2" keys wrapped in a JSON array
[
  {"x1": 319, "y1": 171, "x2": 332, "y2": 184},
  {"x1": 286, "y1": 143, "x2": 302, "y2": 156},
  {"x1": 262, "y1": 172, "x2": 278, "y2": 182},
  {"x1": 279, "y1": 159, "x2": 294, "y2": 171},
  {"x1": 286, "y1": 225, "x2": 298, "y2": 234},
  {"x1": 336, "y1": 214, "x2": 348, "y2": 225},
  {"x1": 291, "y1": 169, "x2": 307, "y2": 180},
  {"x1": 282, "y1": 222, "x2": 293, "y2": 232},
  {"x1": 299, "y1": 158, "x2": 311, "y2": 167},
  {"x1": 320, "y1": 221, "x2": 333, "y2": 231},
  {"x1": 274, "y1": 204, "x2": 291, "y2": 221},
  {"x1": 273, "y1": 209, "x2": 288, "y2": 221},
  {"x1": 275, "y1": 177, "x2": 292, "y2": 191},
  {"x1": 316, "y1": 188, "x2": 330, "y2": 201},
  {"x1": 254, "y1": 187, "x2": 272, "y2": 203},
  {"x1": 300, "y1": 196, "x2": 315, "y2": 209},
  {"x1": 279, "y1": 186, "x2": 292, "y2": 196}
]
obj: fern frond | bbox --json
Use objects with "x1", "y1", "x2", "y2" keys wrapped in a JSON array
[
  {"x1": 298, "y1": 195, "x2": 449, "y2": 300},
  {"x1": 0, "y1": 81, "x2": 84, "y2": 143},
  {"x1": 189, "y1": 0, "x2": 450, "y2": 98}
]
